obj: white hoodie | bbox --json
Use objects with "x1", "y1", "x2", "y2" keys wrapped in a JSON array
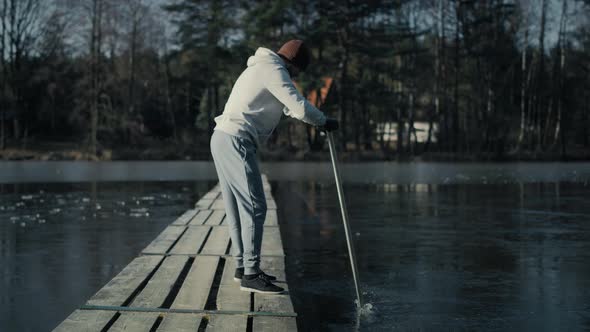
[{"x1": 213, "y1": 47, "x2": 327, "y2": 147}]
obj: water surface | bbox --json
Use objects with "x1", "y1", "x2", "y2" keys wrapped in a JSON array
[
  {"x1": 1, "y1": 161, "x2": 590, "y2": 331},
  {"x1": 0, "y1": 180, "x2": 213, "y2": 331},
  {"x1": 276, "y1": 181, "x2": 590, "y2": 331}
]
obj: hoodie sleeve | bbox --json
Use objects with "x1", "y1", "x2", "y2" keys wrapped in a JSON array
[{"x1": 265, "y1": 66, "x2": 327, "y2": 127}]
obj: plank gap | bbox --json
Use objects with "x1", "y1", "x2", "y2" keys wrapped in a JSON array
[
  {"x1": 246, "y1": 315, "x2": 254, "y2": 332},
  {"x1": 197, "y1": 316, "x2": 208, "y2": 332},
  {"x1": 204, "y1": 257, "x2": 226, "y2": 310},
  {"x1": 120, "y1": 257, "x2": 166, "y2": 307},
  {"x1": 166, "y1": 227, "x2": 189, "y2": 254},
  {"x1": 196, "y1": 227, "x2": 214, "y2": 254},
  {"x1": 100, "y1": 311, "x2": 121, "y2": 332},
  {"x1": 160, "y1": 256, "x2": 195, "y2": 309},
  {"x1": 148, "y1": 315, "x2": 164, "y2": 332}
]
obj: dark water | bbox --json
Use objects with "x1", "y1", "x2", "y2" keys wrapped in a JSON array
[
  {"x1": 1, "y1": 161, "x2": 590, "y2": 331},
  {"x1": 0, "y1": 181, "x2": 214, "y2": 332},
  {"x1": 277, "y1": 181, "x2": 590, "y2": 331}
]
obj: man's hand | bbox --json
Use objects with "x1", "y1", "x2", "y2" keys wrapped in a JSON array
[{"x1": 320, "y1": 117, "x2": 339, "y2": 132}]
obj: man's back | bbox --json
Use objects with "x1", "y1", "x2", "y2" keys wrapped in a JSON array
[{"x1": 214, "y1": 47, "x2": 326, "y2": 147}]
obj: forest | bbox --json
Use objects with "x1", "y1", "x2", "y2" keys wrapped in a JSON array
[{"x1": 0, "y1": 0, "x2": 589, "y2": 161}]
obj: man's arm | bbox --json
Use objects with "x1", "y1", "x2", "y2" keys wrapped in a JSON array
[{"x1": 265, "y1": 67, "x2": 327, "y2": 126}]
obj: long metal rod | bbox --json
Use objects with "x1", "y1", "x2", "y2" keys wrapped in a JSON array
[{"x1": 326, "y1": 131, "x2": 363, "y2": 309}]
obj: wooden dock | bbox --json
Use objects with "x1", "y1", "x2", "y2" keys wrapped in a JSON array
[{"x1": 53, "y1": 175, "x2": 297, "y2": 331}]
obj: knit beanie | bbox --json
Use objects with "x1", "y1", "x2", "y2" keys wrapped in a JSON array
[{"x1": 277, "y1": 40, "x2": 311, "y2": 71}]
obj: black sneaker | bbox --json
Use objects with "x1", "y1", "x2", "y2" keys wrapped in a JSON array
[
  {"x1": 234, "y1": 267, "x2": 277, "y2": 282},
  {"x1": 240, "y1": 273, "x2": 284, "y2": 294}
]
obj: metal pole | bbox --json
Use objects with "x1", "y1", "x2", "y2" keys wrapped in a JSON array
[{"x1": 326, "y1": 131, "x2": 363, "y2": 309}]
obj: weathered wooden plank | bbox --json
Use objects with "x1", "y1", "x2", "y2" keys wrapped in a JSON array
[
  {"x1": 206, "y1": 314, "x2": 247, "y2": 332},
  {"x1": 171, "y1": 256, "x2": 219, "y2": 310},
  {"x1": 266, "y1": 199, "x2": 277, "y2": 210},
  {"x1": 189, "y1": 209, "x2": 213, "y2": 226},
  {"x1": 254, "y1": 256, "x2": 293, "y2": 314},
  {"x1": 169, "y1": 226, "x2": 211, "y2": 255},
  {"x1": 213, "y1": 198, "x2": 275, "y2": 211},
  {"x1": 217, "y1": 259, "x2": 250, "y2": 311},
  {"x1": 265, "y1": 209, "x2": 278, "y2": 226},
  {"x1": 157, "y1": 313, "x2": 203, "y2": 331},
  {"x1": 171, "y1": 209, "x2": 199, "y2": 226},
  {"x1": 259, "y1": 256, "x2": 286, "y2": 281},
  {"x1": 204, "y1": 210, "x2": 225, "y2": 225},
  {"x1": 51, "y1": 309, "x2": 114, "y2": 332},
  {"x1": 253, "y1": 317, "x2": 298, "y2": 332},
  {"x1": 195, "y1": 198, "x2": 214, "y2": 209},
  {"x1": 142, "y1": 226, "x2": 186, "y2": 254},
  {"x1": 203, "y1": 191, "x2": 220, "y2": 200},
  {"x1": 200, "y1": 226, "x2": 229, "y2": 255},
  {"x1": 87, "y1": 255, "x2": 163, "y2": 306},
  {"x1": 211, "y1": 199, "x2": 225, "y2": 210},
  {"x1": 130, "y1": 255, "x2": 189, "y2": 308},
  {"x1": 261, "y1": 227, "x2": 284, "y2": 256},
  {"x1": 107, "y1": 312, "x2": 160, "y2": 332}
]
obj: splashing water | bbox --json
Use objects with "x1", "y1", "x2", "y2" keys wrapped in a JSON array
[
  {"x1": 359, "y1": 303, "x2": 376, "y2": 317},
  {"x1": 354, "y1": 300, "x2": 378, "y2": 320}
]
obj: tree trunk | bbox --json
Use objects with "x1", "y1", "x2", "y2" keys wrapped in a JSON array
[
  {"x1": 553, "y1": 0, "x2": 568, "y2": 148},
  {"x1": 534, "y1": 0, "x2": 547, "y2": 151},
  {"x1": 453, "y1": 0, "x2": 460, "y2": 152},
  {"x1": 406, "y1": 93, "x2": 415, "y2": 155},
  {"x1": 337, "y1": 42, "x2": 349, "y2": 151},
  {"x1": 89, "y1": 0, "x2": 103, "y2": 157},
  {"x1": 517, "y1": 15, "x2": 528, "y2": 150},
  {"x1": 163, "y1": 41, "x2": 177, "y2": 142},
  {"x1": 0, "y1": 0, "x2": 6, "y2": 149}
]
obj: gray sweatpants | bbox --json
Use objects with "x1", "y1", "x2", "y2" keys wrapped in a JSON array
[{"x1": 210, "y1": 129, "x2": 267, "y2": 275}]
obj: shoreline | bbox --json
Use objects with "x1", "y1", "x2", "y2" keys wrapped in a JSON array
[{"x1": 1, "y1": 139, "x2": 588, "y2": 162}]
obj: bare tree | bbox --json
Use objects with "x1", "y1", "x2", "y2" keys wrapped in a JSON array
[{"x1": 1, "y1": 0, "x2": 42, "y2": 145}]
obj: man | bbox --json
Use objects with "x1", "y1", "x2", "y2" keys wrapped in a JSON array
[{"x1": 210, "y1": 39, "x2": 338, "y2": 294}]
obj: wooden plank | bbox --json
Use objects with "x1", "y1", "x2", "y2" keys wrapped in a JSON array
[
  {"x1": 189, "y1": 209, "x2": 213, "y2": 225},
  {"x1": 130, "y1": 255, "x2": 189, "y2": 308},
  {"x1": 254, "y1": 256, "x2": 293, "y2": 314},
  {"x1": 260, "y1": 256, "x2": 286, "y2": 281},
  {"x1": 203, "y1": 191, "x2": 220, "y2": 200},
  {"x1": 107, "y1": 312, "x2": 160, "y2": 332},
  {"x1": 217, "y1": 258, "x2": 250, "y2": 311},
  {"x1": 204, "y1": 210, "x2": 225, "y2": 225},
  {"x1": 212, "y1": 197, "x2": 274, "y2": 210},
  {"x1": 87, "y1": 255, "x2": 163, "y2": 306},
  {"x1": 265, "y1": 209, "x2": 278, "y2": 226},
  {"x1": 261, "y1": 227, "x2": 284, "y2": 256},
  {"x1": 195, "y1": 198, "x2": 214, "y2": 209},
  {"x1": 171, "y1": 256, "x2": 219, "y2": 310},
  {"x1": 266, "y1": 199, "x2": 277, "y2": 210},
  {"x1": 206, "y1": 314, "x2": 247, "y2": 332},
  {"x1": 169, "y1": 226, "x2": 211, "y2": 255},
  {"x1": 253, "y1": 317, "x2": 298, "y2": 332},
  {"x1": 171, "y1": 209, "x2": 199, "y2": 226},
  {"x1": 200, "y1": 226, "x2": 229, "y2": 255},
  {"x1": 142, "y1": 226, "x2": 185, "y2": 255},
  {"x1": 211, "y1": 199, "x2": 225, "y2": 210},
  {"x1": 157, "y1": 313, "x2": 203, "y2": 331},
  {"x1": 51, "y1": 309, "x2": 114, "y2": 332}
]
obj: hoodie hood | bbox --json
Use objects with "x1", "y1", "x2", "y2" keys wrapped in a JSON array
[{"x1": 247, "y1": 47, "x2": 286, "y2": 68}]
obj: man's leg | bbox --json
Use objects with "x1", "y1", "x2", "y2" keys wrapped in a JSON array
[
  {"x1": 210, "y1": 131, "x2": 244, "y2": 269},
  {"x1": 236, "y1": 142, "x2": 267, "y2": 275}
]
